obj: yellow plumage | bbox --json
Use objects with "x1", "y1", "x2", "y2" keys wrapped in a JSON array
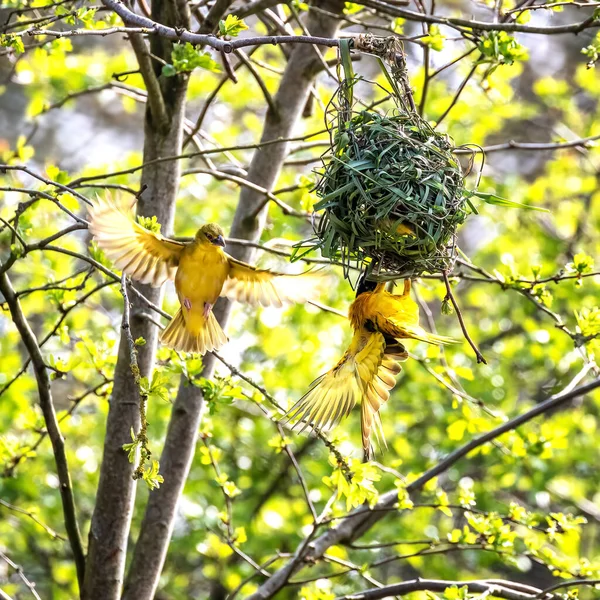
[
  {"x1": 284, "y1": 278, "x2": 456, "y2": 460},
  {"x1": 88, "y1": 195, "x2": 323, "y2": 354}
]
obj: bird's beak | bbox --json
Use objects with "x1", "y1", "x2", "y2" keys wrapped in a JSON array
[{"x1": 213, "y1": 234, "x2": 226, "y2": 247}]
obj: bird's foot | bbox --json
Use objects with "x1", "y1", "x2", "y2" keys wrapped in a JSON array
[
  {"x1": 203, "y1": 302, "x2": 213, "y2": 318},
  {"x1": 183, "y1": 298, "x2": 192, "y2": 311}
]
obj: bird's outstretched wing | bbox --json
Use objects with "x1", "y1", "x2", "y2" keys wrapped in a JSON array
[
  {"x1": 282, "y1": 330, "x2": 404, "y2": 459},
  {"x1": 88, "y1": 195, "x2": 184, "y2": 286},
  {"x1": 222, "y1": 256, "x2": 324, "y2": 308}
]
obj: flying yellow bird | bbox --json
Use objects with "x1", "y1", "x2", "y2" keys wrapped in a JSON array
[
  {"x1": 88, "y1": 196, "x2": 322, "y2": 354},
  {"x1": 283, "y1": 277, "x2": 455, "y2": 459}
]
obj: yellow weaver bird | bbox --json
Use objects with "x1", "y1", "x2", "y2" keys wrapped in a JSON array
[
  {"x1": 88, "y1": 196, "x2": 322, "y2": 355},
  {"x1": 283, "y1": 277, "x2": 455, "y2": 460}
]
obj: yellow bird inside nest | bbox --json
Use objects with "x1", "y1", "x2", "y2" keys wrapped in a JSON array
[
  {"x1": 283, "y1": 277, "x2": 456, "y2": 460},
  {"x1": 88, "y1": 196, "x2": 323, "y2": 355}
]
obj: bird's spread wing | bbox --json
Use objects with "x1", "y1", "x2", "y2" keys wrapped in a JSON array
[
  {"x1": 222, "y1": 256, "x2": 323, "y2": 308},
  {"x1": 88, "y1": 196, "x2": 184, "y2": 286},
  {"x1": 282, "y1": 330, "x2": 401, "y2": 445}
]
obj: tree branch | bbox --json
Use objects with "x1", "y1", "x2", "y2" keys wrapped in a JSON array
[
  {"x1": 335, "y1": 578, "x2": 546, "y2": 600},
  {"x1": 84, "y1": 0, "x2": 191, "y2": 597},
  {"x1": 358, "y1": 0, "x2": 600, "y2": 34},
  {"x1": 247, "y1": 376, "x2": 600, "y2": 599},
  {"x1": 0, "y1": 272, "x2": 85, "y2": 590},
  {"x1": 128, "y1": 32, "x2": 169, "y2": 130}
]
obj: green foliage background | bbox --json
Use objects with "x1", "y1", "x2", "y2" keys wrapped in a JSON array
[{"x1": 0, "y1": 2, "x2": 599, "y2": 598}]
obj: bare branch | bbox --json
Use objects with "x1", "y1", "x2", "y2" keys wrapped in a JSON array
[
  {"x1": 537, "y1": 578, "x2": 600, "y2": 598},
  {"x1": 101, "y1": 0, "x2": 343, "y2": 51},
  {"x1": 334, "y1": 578, "x2": 545, "y2": 600},
  {"x1": 358, "y1": 0, "x2": 600, "y2": 34},
  {"x1": 0, "y1": 272, "x2": 85, "y2": 590},
  {"x1": 0, "y1": 499, "x2": 64, "y2": 541},
  {"x1": 0, "y1": 550, "x2": 42, "y2": 600},
  {"x1": 442, "y1": 269, "x2": 486, "y2": 364},
  {"x1": 128, "y1": 32, "x2": 169, "y2": 130},
  {"x1": 455, "y1": 133, "x2": 600, "y2": 154}
]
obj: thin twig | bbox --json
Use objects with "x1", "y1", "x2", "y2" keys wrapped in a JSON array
[
  {"x1": 0, "y1": 499, "x2": 64, "y2": 540},
  {"x1": 119, "y1": 275, "x2": 152, "y2": 481},
  {"x1": 0, "y1": 550, "x2": 42, "y2": 600},
  {"x1": 0, "y1": 273, "x2": 85, "y2": 589},
  {"x1": 442, "y1": 270, "x2": 486, "y2": 364}
]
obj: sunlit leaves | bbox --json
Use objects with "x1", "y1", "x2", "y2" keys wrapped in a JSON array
[
  {"x1": 122, "y1": 427, "x2": 139, "y2": 463},
  {"x1": 215, "y1": 472, "x2": 242, "y2": 498},
  {"x1": 323, "y1": 459, "x2": 380, "y2": 511},
  {"x1": 422, "y1": 25, "x2": 445, "y2": 52},
  {"x1": 546, "y1": 512, "x2": 587, "y2": 540},
  {"x1": 162, "y1": 42, "x2": 221, "y2": 77},
  {"x1": 143, "y1": 459, "x2": 164, "y2": 490},
  {"x1": 567, "y1": 252, "x2": 595, "y2": 286},
  {"x1": 457, "y1": 479, "x2": 476, "y2": 508},
  {"x1": 477, "y1": 31, "x2": 529, "y2": 77},
  {"x1": 55, "y1": 6, "x2": 97, "y2": 28},
  {"x1": 140, "y1": 371, "x2": 171, "y2": 404},
  {"x1": 575, "y1": 307, "x2": 600, "y2": 338},
  {"x1": 137, "y1": 215, "x2": 162, "y2": 234},
  {"x1": 199, "y1": 377, "x2": 245, "y2": 415},
  {"x1": 1, "y1": 135, "x2": 34, "y2": 163},
  {"x1": 581, "y1": 33, "x2": 600, "y2": 68},
  {"x1": 444, "y1": 585, "x2": 469, "y2": 600},
  {"x1": 446, "y1": 419, "x2": 467, "y2": 441},
  {"x1": 45, "y1": 164, "x2": 69, "y2": 185},
  {"x1": 218, "y1": 15, "x2": 249, "y2": 38},
  {"x1": 395, "y1": 479, "x2": 414, "y2": 510},
  {"x1": 300, "y1": 579, "x2": 335, "y2": 600},
  {"x1": 267, "y1": 435, "x2": 290, "y2": 452},
  {"x1": 0, "y1": 34, "x2": 24, "y2": 55}
]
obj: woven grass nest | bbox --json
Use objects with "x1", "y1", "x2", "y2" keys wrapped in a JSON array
[
  {"x1": 303, "y1": 36, "x2": 476, "y2": 281},
  {"x1": 314, "y1": 109, "x2": 470, "y2": 279}
]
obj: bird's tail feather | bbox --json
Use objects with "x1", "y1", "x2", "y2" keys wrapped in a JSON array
[
  {"x1": 392, "y1": 322, "x2": 457, "y2": 346},
  {"x1": 160, "y1": 309, "x2": 228, "y2": 354}
]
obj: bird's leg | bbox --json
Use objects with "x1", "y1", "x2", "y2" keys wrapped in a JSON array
[
  {"x1": 403, "y1": 279, "x2": 411, "y2": 296},
  {"x1": 183, "y1": 298, "x2": 192, "y2": 311},
  {"x1": 203, "y1": 302, "x2": 213, "y2": 318}
]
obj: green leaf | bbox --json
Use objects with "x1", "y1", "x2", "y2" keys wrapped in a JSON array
[
  {"x1": 218, "y1": 14, "x2": 249, "y2": 38},
  {"x1": 567, "y1": 252, "x2": 594, "y2": 275},
  {"x1": 0, "y1": 34, "x2": 24, "y2": 55},
  {"x1": 136, "y1": 215, "x2": 161, "y2": 233},
  {"x1": 143, "y1": 459, "x2": 164, "y2": 490},
  {"x1": 161, "y1": 64, "x2": 177, "y2": 78},
  {"x1": 477, "y1": 31, "x2": 529, "y2": 68},
  {"x1": 422, "y1": 25, "x2": 445, "y2": 51},
  {"x1": 164, "y1": 42, "x2": 221, "y2": 76},
  {"x1": 469, "y1": 190, "x2": 549, "y2": 212}
]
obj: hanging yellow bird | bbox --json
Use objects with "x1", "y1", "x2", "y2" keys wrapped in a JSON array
[
  {"x1": 283, "y1": 277, "x2": 456, "y2": 459},
  {"x1": 88, "y1": 196, "x2": 323, "y2": 354}
]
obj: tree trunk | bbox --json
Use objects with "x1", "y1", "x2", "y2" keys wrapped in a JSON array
[
  {"x1": 83, "y1": 1, "x2": 190, "y2": 597},
  {"x1": 122, "y1": 2, "x2": 344, "y2": 598}
]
